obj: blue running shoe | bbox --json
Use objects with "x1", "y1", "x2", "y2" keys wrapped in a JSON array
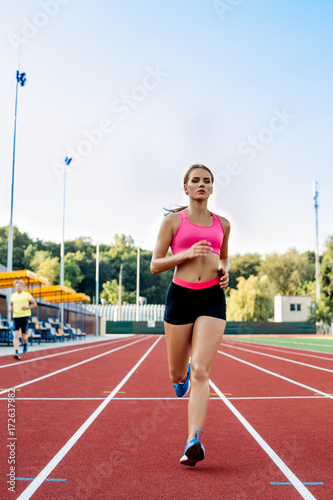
[
  {"x1": 13, "y1": 352, "x2": 21, "y2": 360},
  {"x1": 174, "y1": 362, "x2": 191, "y2": 397},
  {"x1": 180, "y1": 429, "x2": 205, "y2": 466},
  {"x1": 23, "y1": 343, "x2": 28, "y2": 354}
]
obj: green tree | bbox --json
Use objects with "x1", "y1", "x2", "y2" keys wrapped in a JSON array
[
  {"x1": 101, "y1": 279, "x2": 136, "y2": 304},
  {"x1": 229, "y1": 253, "x2": 262, "y2": 291},
  {"x1": 309, "y1": 298, "x2": 332, "y2": 325},
  {"x1": 310, "y1": 237, "x2": 333, "y2": 324},
  {"x1": 295, "y1": 280, "x2": 316, "y2": 299},
  {"x1": 101, "y1": 279, "x2": 119, "y2": 304},
  {"x1": 64, "y1": 252, "x2": 84, "y2": 289},
  {"x1": 23, "y1": 244, "x2": 37, "y2": 268},
  {"x1": 0, "y1": 226, "x2": 34, "y2": 269},
  {"x1": 227, "y1": 275, "x2": 274, "y2": 321},
  {"x1": 260, "y1": 248, "x2": 315, "y2": 295},
  {"x1": 29, "y1": 250, "x2": 60, "y2": 284},
  {"x1": 321, "y1": 237, "x2": 333, "y2": 301}
]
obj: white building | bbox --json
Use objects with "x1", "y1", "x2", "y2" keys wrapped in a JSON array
[{"x1": 274, "y1": 295, "x2": 313, "y2": 322}]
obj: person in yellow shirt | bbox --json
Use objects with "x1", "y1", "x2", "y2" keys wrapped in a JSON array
[{"x1": 9, "y1": 279, "x2": 37, "y2": 360}]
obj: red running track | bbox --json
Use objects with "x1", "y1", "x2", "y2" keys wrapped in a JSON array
[{"x1": 0, "y1": 335, "x2": 332, "y2": 499}]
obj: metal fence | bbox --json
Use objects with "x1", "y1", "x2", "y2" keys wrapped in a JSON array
[{"x1": 85, "y1": 303, "x2": 165, "y2": 322}]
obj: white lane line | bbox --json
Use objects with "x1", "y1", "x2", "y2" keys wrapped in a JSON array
[
  {"x1": 17, "y1": 336, "x2": 161, "y2": 500},
  {"x1": 222, "y1": 344, "x2": 333, "y2": 373},
  {"x1": 0, "y1": 336, "x2": 149, "y2": 396},
  {"x1": 230, "y1": 338, "x2": 333, "y2": 349},
  {"x1": 224, "y1": 340, "x2": 333, "y2": 362},
  {"x1": 209, "y1": 379, "x2": 316, "y2": 500},
  {"x1": 218, "y1": 351, "x2": 333, "y2": 400},
  {"x1": 1, "y1": 395, "x2": 330, "y2": 402},
  {"x1": 0, "y1": 336, "x2": 141, "y2": 369}
]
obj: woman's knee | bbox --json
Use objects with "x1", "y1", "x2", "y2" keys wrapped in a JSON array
[{"x1": 191, "y1": 362, "x2": 209, "y2": 383}]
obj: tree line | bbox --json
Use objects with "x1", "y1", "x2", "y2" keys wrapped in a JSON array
[{"x1": 0, "y1": 226, "x2": 332, "y2": 323}]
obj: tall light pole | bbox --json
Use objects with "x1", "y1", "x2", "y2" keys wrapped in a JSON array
[
  {"x1": 118, "y1": 264, "x2": 123, "y2": 321},
  {"x1": 313, "y1": 181, "x2": 320, "y2": 303},
  {"x1": 95, "y1": 241, "x2": 99, "y2": 336},
  {"x1": 136, "y1": 245, "x2": 140, "y2": 321},
  {"x1": 6, "y1": 69, "x2": 27, "y2": 317},
  {"x1": 60, "y1": 156, "x2": 72, "y2": 326}
]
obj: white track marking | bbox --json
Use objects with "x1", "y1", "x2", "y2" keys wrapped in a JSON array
[
  {"x1": 222, "y1": 344, "x2": 333, "y2": 373},
  {"x1": 0, "y1": 336, "x2": 148, "y2": 396},
  {"x1": 17, "y1": 336, "x2": 161, "y2": 500},
  {"x1": 209, "y1": 379, "x2": 316, "y2": 500},
  {"x1": 1, "y1": 395, "x2": 330, "y2": 402},
  {"x1": 224, "y1": 340, "x2": 333, "y2": 362},
  {"x1": 230, "y1": 338, "x2": 333, "y2": 349},
  {"x1": 0, "y1": 337, "x2": 141, "y2": 370},
  {"x1": 218, "y1": 351, "x2": 333, "y2": 400}
]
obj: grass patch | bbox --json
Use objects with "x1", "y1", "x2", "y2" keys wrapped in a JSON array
[{"x1": 229, "y1": 336, "x2": 333, "y2": 354}]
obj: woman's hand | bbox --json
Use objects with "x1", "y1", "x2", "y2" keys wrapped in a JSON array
[
  {"x1": 218, "y1": 267, "x2": 229, "y2": 289},
  {"x1": 186, "y1": 240, "x2": 212, "y2": 259}
]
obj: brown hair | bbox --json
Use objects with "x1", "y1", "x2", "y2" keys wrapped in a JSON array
[
  {"x1": 183, "y1": 164, "x2": 214, "y2": 185},
  {"x1": 164, "y1": 164, "x2": 214, "y2": 215}
]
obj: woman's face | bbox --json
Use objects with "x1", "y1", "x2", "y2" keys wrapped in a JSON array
[{"x1": 185, "y1": 168, "x2": 213, "y2": 200}]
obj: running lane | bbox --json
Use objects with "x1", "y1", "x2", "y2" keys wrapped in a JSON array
[
  {"x1": 0, "y1": 336, "x2": 147, "y2": 394},
  {"x1": 210, "y1": 343, "x2": 333, "y2": 499},
  {"x1": 224, "y1": 338, "x2": 333, "y2": 371},
  {"x1": 220, "y1": 341, "x2": 333, "y2": 396},
  {"x1": 17, "y1": 337, "x2": 319, "y2": 500},
  {"x1": 0, "y1": 336, "x2": 156, "y2": 498}
]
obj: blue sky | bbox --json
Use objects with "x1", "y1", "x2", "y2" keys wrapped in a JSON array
[{"x1": 0, "y1": 0, "x2": 332, "y2": 257}]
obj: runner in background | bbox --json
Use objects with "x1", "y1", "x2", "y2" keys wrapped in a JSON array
[
  {"x1": 9, "y1": 279, "x2": 37, "y2": 360},
  {"x1": 151, "y1": 164, "x2": 230, "y2": 466}
]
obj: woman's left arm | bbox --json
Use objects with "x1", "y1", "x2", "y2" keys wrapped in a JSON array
[{"x1": 218, "y1": 217, "x2": 231, "y2": 289}]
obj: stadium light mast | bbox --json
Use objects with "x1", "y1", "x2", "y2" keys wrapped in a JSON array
[
  {"x1": 60, "y1": 156, "x2": 72, "y2": 326},
  {"x1": 95, "y1": 241, "x2": 99, "y2": 336},
  {"x1": 6, "y1": 69, "x2": 26, "y2": 317},
  {"x1": 118, "y1": 264, "x2": 123, "y2": 321},
  {"x1": 136, "y1": 244, "x2": 140, "y2": 321},
  {"x1": 313, "y1": 181, "x2": 320, "y2": 303}
]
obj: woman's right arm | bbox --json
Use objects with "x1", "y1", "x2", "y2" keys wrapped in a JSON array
[{"x1": 150, "y1": 214, "x2": 212, "y2": 275}]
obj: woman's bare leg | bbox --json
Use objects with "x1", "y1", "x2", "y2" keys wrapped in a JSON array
[
  {"x1": 187, "y1": 316, "x2": 226, "y2": 440},
  {"x1": 164, "y1": 322, "x2": 193, "y2": 383}
]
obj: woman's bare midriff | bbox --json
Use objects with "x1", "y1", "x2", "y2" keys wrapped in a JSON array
[{"x1": 174, "y1": 253, "x2": 220, "y2": 282}]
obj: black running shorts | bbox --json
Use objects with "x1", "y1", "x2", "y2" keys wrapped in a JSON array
[
  {"x1": 164, "y1": 282, "x2": 227, "y2": 325},
  {"x1": 13, "y1": 317, "x2": 28, "y2": 333}
]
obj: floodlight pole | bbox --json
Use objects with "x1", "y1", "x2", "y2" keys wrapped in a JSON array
[
  {"x1": 136, "y1": 245, "x2": 140, "y2": 321},
  {"x1": 118, "y1": 264, "x2": 123, "y2": 321},
  {"x1": 60, "y1": 156, "x2": 72, "y2": 326},
  {"x1": 313, "y1": 181, "x2": 320, "y2": 303},
  {"x1": 6, "y1": 70, "x2": 26, "y2": 317},
  {"x1": 95, "y1": 241, "x2": 99, "y2": 336}
]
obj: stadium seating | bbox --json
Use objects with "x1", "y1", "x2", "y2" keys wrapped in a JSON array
[
  {"x1": 64, "y1": 324, "x2": 86, "y2": 340},
  {"x1": 26, "y1": 327, "x2": 41, "y2": 346},
  {"x1": 0, "y1": 315, "x2": 13, "y2": 345},
  {"x1": 44, "y1": 322, "x2": 69, "y2": 342}
]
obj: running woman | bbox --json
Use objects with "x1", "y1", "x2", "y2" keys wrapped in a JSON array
[
  {"x1": 9, "y1": 279, "x2": 37, "y2": 360},
  {"x1": 151, "y1": 164, "x2": 230, "y2": 466}
]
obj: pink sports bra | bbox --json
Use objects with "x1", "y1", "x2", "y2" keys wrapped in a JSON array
[{"x1": 171, "y1": 210, "x2": 224, "y2": 256}]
